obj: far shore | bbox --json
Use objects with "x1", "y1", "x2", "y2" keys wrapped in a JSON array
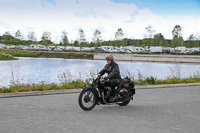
[
  {"x1": 94, "y1": 53, "x2": 200, "y2": 63},
  {"x1": 1, "y1": 49, "x2": 200, "y2": 63}
]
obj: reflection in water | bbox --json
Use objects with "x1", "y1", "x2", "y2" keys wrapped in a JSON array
[{"x1": 0, "y1": 57, "x2": 200, "y2": 87}]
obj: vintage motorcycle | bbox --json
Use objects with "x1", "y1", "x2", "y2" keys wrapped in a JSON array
[{"x1": 78, "y1": 75, "x2": 135, "y2": 111}]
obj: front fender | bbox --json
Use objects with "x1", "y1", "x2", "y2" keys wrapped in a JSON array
[
  {"x1": 82, "y1": 84, "x2": 99, "y2": 101},
  {"x1": 82, "y1": 84, "x2": 93, "y2": 91}
]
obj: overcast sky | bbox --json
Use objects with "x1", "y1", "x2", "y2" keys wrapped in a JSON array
[{"x1": 0, "y1": 0, "x2": 200, "y2": 43}]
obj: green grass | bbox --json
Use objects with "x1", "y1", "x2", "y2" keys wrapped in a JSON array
[
  {"x1": 1, "y1": 76, "x2": 200, "y2": 93},
  {"x1": 0, "y1": 49, "x2": 94, "y2": 59},
  {"x1": 0, "y1": 49, "x2": 41, "y2": 57},
  {"x1": 0, "y1": 80, "x2": 85, "y2": 93},
  {"x1": 133, "y1": 76, "x2": 199, "y2": 86},
  {"x1": 0, "y1": 53, "x2": 18, "y2": 60}
]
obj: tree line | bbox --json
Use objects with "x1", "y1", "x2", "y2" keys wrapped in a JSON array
[{"x1": 0, "y1": 25, "x2": 200, "y2": 48}]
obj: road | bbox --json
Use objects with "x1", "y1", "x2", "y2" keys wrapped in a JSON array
[{"x1": 0, "y1": 86, "x2": 200, "y2": 133}]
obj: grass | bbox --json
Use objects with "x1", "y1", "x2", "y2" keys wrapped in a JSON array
[
  {"x1": 0, "y1": 49, "x2": 40, "y2": 57},
  {"x1": 133, "y1": 77, "x2": 197, "y2": 86},
  {"x1": 0, "y1": 49, "x2": 94, "y2": 59},
  {"x1": 133, "y1": 72, "x2": 200, "y2": 85},
  {"x1": 0, "y1": 81, "x2": 85, "y2": 93},
  {"x1": 0, "y1": 53, "x2": 18, "y2": 60},
  {"x1": 1, "y1": 75, "x2": 200, "y2": 93}
]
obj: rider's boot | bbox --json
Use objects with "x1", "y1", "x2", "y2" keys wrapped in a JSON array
[{"x1": 109, "y1": 86, "x2": 116, "y2": 102}]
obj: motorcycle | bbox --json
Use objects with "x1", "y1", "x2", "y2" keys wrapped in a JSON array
[{"x1": 78, "y1": 75, "x2": 135, "y2": 111}]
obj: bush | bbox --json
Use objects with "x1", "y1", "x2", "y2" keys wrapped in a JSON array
[
  {"x1": 47, "y1": 83, "x2": 61, "y2": 90},
  {"x1": 145, "y1": 76, "x2": 157, "y2": 85},
  {"x1": 156, "y1": 80, "x2": 164, "y2": 84}
]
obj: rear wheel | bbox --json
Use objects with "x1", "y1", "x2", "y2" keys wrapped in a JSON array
[
  {"x1": 118, "y1": 98, "x2": 131, "y2": 106},
  {"x1": 78, "y1": 89, "x2": 97, "y2": 111},
  {"x1": 117, "y1": 88, "x2": 131, "y2": 106}
]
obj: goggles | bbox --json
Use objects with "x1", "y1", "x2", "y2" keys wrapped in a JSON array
[{"x1": 106, "y1": 57, "x2": 112, "y2": 61}]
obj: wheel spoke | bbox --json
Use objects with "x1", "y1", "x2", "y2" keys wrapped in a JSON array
[{"x1": 81, "y1": 90, "x2": 95, "y2": 108}]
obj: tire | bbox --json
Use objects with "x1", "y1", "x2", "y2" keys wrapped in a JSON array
[
  {"x1": 78, "y1": 89, "x2": 97, "y2": 111},
  {"x1": 118, "y1": 98, "x2": 131, "y2": 106}
]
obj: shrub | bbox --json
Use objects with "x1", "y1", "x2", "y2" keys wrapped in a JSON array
[
  {"x1": 145, "y1": 76, "x2": 157, "y2": 85},
  {"x1": 47, "y1": 83, "x2": 61, "y2": 90},
  {"x1": 156, "y1": 80, "x2": 164, "y2": 84}
]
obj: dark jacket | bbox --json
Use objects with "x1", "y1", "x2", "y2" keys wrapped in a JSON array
[{"x1": 99, "y1": 61, "x2": 121, "y2": 79}]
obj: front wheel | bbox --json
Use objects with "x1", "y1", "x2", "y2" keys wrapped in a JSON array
[{"x1": 78, "y1": 89, "x2": 97, "y2": 111}]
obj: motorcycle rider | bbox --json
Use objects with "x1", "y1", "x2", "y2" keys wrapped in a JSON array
[{"x1": 98, "y1": 54, "x2": 122, "y2": 102}]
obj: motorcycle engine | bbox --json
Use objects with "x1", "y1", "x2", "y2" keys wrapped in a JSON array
[{"x1": 104, "y1": 87, "x2": 111, "y2": 98}]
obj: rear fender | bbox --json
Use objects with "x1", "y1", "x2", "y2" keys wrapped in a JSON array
[{"x1": 130, "y1": 81, "x2": 135, "y2": 95}]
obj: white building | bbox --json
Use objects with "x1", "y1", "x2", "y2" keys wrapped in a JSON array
[
  {"x1": 192, "y1": 47, "x2": 200, "y2": 52},
  {"x1": 174, "y1": 47, "x2": 186, "y2": 53},
  {"x1": 47, "y1": 46, "x2": 56, "y2": 51},
  {"x1": 73, "y1": 47, "x2": 81, "y2": 52},
  {"x1": 149, "y1": 46, "x2": 163, "y2": 53},
  {"x1": 56, "y1": 46, "x2": 65, "y2": 51},
  {"x1": 0, "y1": 44, "x2": 5, "y2": 49},
  {"x1": 5, "y1": 45, "x2": 16, "y2": 49},
  {"x1": 127, "y1": 46, "x2": 144, "y2": 52},
  {"x1": 81, "y1": 47, "x2": 93, "y2": 52},
  {"x1": 30, "y1": 44, "x2": 46, "y2": 50}
]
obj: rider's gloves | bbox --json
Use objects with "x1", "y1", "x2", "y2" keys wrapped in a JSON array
[{"x1": 97, "y1": 74, "x2": 101, "y2": 80}]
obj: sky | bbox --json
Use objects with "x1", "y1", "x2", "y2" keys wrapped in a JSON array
[{"x1": 0, "y1": 0, "x2": 200, "y2": 43}]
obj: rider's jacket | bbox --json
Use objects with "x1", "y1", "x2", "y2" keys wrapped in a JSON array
[{"x1": 99, "y1": 61, "x2": 121, "y2": 80}]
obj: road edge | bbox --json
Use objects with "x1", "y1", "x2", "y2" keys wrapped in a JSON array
[{"x1": 0, "y1": 83, "x2": 200, "y2": 98}]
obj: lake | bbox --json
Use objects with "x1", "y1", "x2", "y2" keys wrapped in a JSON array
[{"x1": 0, "y1": 57, "x2": 200, "y2": 87}]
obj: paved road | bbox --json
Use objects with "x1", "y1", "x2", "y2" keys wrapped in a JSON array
[{"x1": 0, "y1": 86, "x2": 200, "y2": 133}]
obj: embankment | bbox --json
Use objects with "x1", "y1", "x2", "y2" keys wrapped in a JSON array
[{"x1": 94, "y1": 53, "x2": 200, "y2": 63}]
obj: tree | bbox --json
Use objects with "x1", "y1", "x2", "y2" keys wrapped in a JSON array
[
  {"x1": 78, "y1": 29, "x2": 86, "y2": 43},
  {"x1": 153, "y1": 33, "x2": 165, "y2": 46},
  {"x1": 4, "y1": 31, "x2": 10, "y2": 36},
  {"x1": 27, "y1": 31, "x2": 37, "y2": 45},
  {"x1": 14, "y1": 30, "x2": 23, "y2": 45},
  {"x1": 115, "y1": 28, "x2": 124, "y2": 40},
  {"x1": 0, "y1": 36, "x2": 2, "y2": 43},
  {"x1": 15, "y1": 30, "x2": 23, "y2": 40},
  {"x1": 41, "y1": 31, "x2": 51, "y2": 45},
  {"x1": 3, "y1": 31, "x2": 14, "y2": 45},
  {"x1": 186, "y1": 34, "x2": 195, "y2": 48},
  {"x1": 143, "y1": 25, "x2": 156, "y2": 39},
  {"x1": 73, "y1": 40, "x2": 79, "y2": 47},
  {"x1": 92, "y1": 29, "x2": 102, "y2": 46},
  {"x1": 172, "y1": 25, "x2": 182, "y2": 38},
  {"x1": 142, "y1": 25, "x2": 156, "y2": 47},
  {"x1": 61, "y1": 30, "x2": 69, "y2": 46},
  {"x1": 28, "y1": 31, "x2": 37, "y2": 42},
  {"x1": 188, "y1": 34, "x2": 195, "y2": 41},
  {"x1": 172, "y1": 25, "x2": 184, "y2": 47},
  {"x1": 194, "y1": 32, "x2": 200, "y2": 47}
]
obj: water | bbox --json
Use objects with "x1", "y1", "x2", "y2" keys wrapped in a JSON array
[{"x1": 0, "y1": 57, "x2": 200, "y2": 87}]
